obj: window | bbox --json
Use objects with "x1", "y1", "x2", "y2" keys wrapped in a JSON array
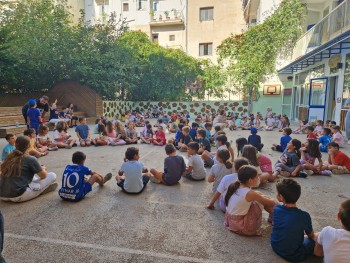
[
  {"x1": 123, "y1": 3, "x2": 129, "y2": 12},
  {"x1": 200, "y1": 7, "x2": 213, "y2": 21},
  {"x1": 152, "y1": 34, "x2": 159, "y2": 44},
  {"x1": 137, "y1": 0, "x2": 147, "y2": 10},
  {"x1": 169, "y1": 35, "x2": 175, "y2": 41},
  {"x1": 199, "y1": 43, "x2": 213, "y2": 56}
]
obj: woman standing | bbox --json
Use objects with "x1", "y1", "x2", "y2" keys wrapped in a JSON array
[
  {"x1": 0, "y1": 136, "x2": 57, "y2": 202},
  {"x1": 345, "y1": 98, "x2": 350, "y2": 144}
]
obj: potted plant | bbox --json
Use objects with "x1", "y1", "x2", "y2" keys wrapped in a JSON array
[
  {"x1": 150, "y1": 9, "x2": 156, "y2": 21},
  {"x1": 164, "y1": 11, "x2": 170, "y2": 20},
  {"x1": 172, "y1": 9, "x2": 178, "y2": 19}
]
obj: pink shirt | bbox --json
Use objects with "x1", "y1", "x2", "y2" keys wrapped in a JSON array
[
  {"x1": 258, "y1": 154, "x2": 272, "y2": 173},
  {"x1": 333, "y1": 132, "x2": 344, "y2": 147}
]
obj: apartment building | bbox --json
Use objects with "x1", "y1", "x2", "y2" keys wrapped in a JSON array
[{"x1": 278, "y1": 0, "x2": 350, "y2": 128}]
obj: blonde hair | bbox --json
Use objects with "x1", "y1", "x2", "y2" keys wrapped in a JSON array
[{"x1": 182, "y1": 126, "x2": 190, "y2": 133}]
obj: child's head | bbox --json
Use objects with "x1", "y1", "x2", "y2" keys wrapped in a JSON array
[
  {"x1": 97, "y1": 124, "x2": 105, "y2": 134},
  {"x1": 187, "y1": 142, "x2": 199, "y2": 155},
  {"x1": 178, "y1": 123, "x2": 184, "y2": 131},
  {"x1": 106, "y1": 121, "x2": 114, "y2": 132},
  {"x1": 233, "y1": 157, "x2": 249, "y2": 173},
  {"x1": 56, "y1": 121, "x2": 67, "y2": 132},
  {"x1": 145, "y1": 120, "x2": 150, "y2": 125},
  {"x1": 165, "y1": 144, "x2": 176, "y2": 155},
  {"x1": 276, "y1": 178, "x2": 301, "y2": 204},
  {"x1": 225, "y1": 165, "x2": 258, "y2": 206},
  {"x1": 288, "y1": 139, "x2": 302, "y2": 156},
  {"x1": 79, "y1": 117, "x2": 87, "y2": 125},
  {"x1": 158, "y1": 119, "x2": 163, "y2": 124},
  {"x1": 204, "y1": 122, "x2": 212, "y2": 130},
  {"x1": 250, "y1": 127, "x2": 258, "y2": 135},
  {"x1": 216, "y1": 149, "x2": 232, "y2": 169},
  {"x1": 157, "y1": 126, "x2": 164, "y2": 132},
  {"x1": 241, "y1": 145, "x2": 259, "y2": 166},
  {"x1": 331, "y1": 121, "x2": 337, "y2": 125},
  {"x1": 182, "y1": 126, "x2": 190, "y2": 135},
  {"x1": 197, "y1": 129, "x2": 206, "y2": 139},
  {"x1": 216, "y1": 134, "x2": 230, "y2": 147},
  {"x1": 28, "y1": 99, "x2": 36, "y2": 108},
  {"x1": 214, "y1": 125, "x2": 221, "y2": 133},
  {"x1": 72, "y1": 151, "x2": 86, "y2": 165},
  {"x1": 38, "y1": 124, "x2": 49, "y2": 135},
  {"x1": 316, "y1": 120, "x2": 323, "y2": 126},
  {"x1": 305, "y1": 126, "x2": 314, "y2": 134},
  {"x1": 23, "y1": 128, "x2": 36, "y2": 138},
  {"x1": 5, "y1": 134, "x2": 16, "y2": 145},
  {"x1": 128, "y1": 122, "x2": 135, "y2": 129},
  {"x1": 146, "y1": 124, "x2": 152, "y2": 130},
  {"x1": 95, "y1": 118, "x2": 102, "y2": 125},
  {"x1": 331, "y1": 125, "x2": 341, "y2": 133},
  {"x1": 236, "y1": 137, "x2": 248, "y2": 155},
  {"x1": 339, "y1": 199, "x2": 350, "y2": 231},
  {"x1": 327, "y1": 141, "x2": 340, "y2": 154},
  {"x1": 323, "y1": 127, "x2": 331, "y2": 136},
  {"x1": 283, "y1": 128, "x2": 292, "y2": 136},
  {"x1": 305, "y1": 139, "x2": 321, "y2": 158},
  {"x1": 125, "y1": 147, "x2": 139, "y2": 161},
  {"x1": 191, "y1": 122, "x2": 199, "y2": 129}
]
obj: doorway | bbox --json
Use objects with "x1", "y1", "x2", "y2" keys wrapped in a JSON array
[
  {"x1": 326, "y1": 76, "x2": 337, "y2": 121},
  {"x1": 308, "y1": 78, "x2": 328, "y2": 122}
]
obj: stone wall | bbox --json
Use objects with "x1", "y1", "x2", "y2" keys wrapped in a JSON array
[{"x1": 103, "y1": 100, "x2": 249, "y2": 118}]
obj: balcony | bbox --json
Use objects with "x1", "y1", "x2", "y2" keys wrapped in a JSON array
[
  {"x1": 292, "y1": 0, "x2": 350, "y2": 61},
  {"x1": 150, "y1": 10, "x2": 184, "y2": 27},
  {"x1": 242, "y1": 0, "x2": 260, "y2": 22}
]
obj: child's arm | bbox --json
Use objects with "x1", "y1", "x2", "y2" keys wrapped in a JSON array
[
  {"x1": 76, "y1": 132, "x2": 82, "y2": 141},
  {"x1": 228, "y1": 146, "x2": 235, "y2": 162},
  {"x1": 207, "y1": 192, "x2": 221, "y2": 209},
  {"x1": 246, "y1": 190, "x2": 277, "y2": 207},
  {"x1": 186, "y1": 166, "x2": 193, "y2": 173},
  {"x1": 314, "y1": 241, "x2": 324, "y2": 257},
  {"x1": 291, "y1": 164, "x2": 301, "y2": 177}
]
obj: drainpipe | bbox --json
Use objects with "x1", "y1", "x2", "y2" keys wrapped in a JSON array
[{"x1": 185, "y1": 0, "x2": 188, "y2": 54}]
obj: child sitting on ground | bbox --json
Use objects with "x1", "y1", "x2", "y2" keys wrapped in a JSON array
[
  {"x1": 300, "y1": 139, "x2": 329, "y2": 176},
  {"x1": 321, "y1": 142, "x2": 350, "y2": 174},
  {"x1": 271, "y1": 178, "x2": 316, "y2": 262},
  {"x1": 24, "y1": 128, "x2": 48, "y2": 157},
  {"x1": 272, "y1": 139, "x2": 306, "y2": 178},
  {"x1": 1, "y1": 134, "x2": 16, "y2": 161},
  {"x1": 248, "y1": 127, "x2": 264, "y2": 151},
  {"x1": 183, "y1": 142, "x2": 206, "y2": 181},
  {"x1": 272, "y1": 128, "x2": 292, "y2": 152},
  {"x1": 314, "y1": 120, "x2": 324, "y2": 137},
  {"x1": 204, "y1": 122, "x2": 213, "y2": 141},
  {"x1": 150, "y1": 144, "x2": 186, "y2": 185},
  {"x1": 75, "y1": 117, "x2": 91, "y2": 147},
  {"x1": 37, "y1": 124, "x2": 58, "y2": 151},
  {"x1": 225, "y1": 165, "x2": 277, "y2": 236},
  {"x1": 58, "y1": 151, "x2": 112, "y2": 202},
  {"x1": 115, "y1": 121, "x2": 127, "y2": 144},
  {"x1": 265, "y1": 114, "x2": 275, "y2": 131},
  {"x1": 196, "y1": 128, "x2": 211, "y2": 154},
  {"x1": 141, "y1": 124, "x2": 153, "y2": 144},
  {"x1": 236, "y1": 137, "x2": 248, "y2": 156},
  {"x1": 189, "y1": 122, "x2": 199, "y2": 141},
  {"x1": 208, "y1": 149, "x2": 233, "y2": 193},
  {"x1": 152, "y1": 126, "x2": 166, "y2": 146},
  {"x1": 177, "y1": 126, "x2": 192, "y2": 152},
  {"x1": 92, "y1": 124, "x2": 108, "y2": 146},
  {"x1": 125, "y1": 122, "x2": 138, "y2": 144},
  {"x1": 168, "y1": 124, "x2": 183, "y2": 146},
  {"x1": 315, "y1": 199, "x2": 350, "y2": 263},
  {"x1": 115, "y1": 147, "x2": 151, "y2": 194},
  {"x1": 94, "y1": 118, "x2": 102, "y2": 134},
  {"x1": 305, "y1": 126, "x2": 317, "y2": 140},
  {"x1": 53, "y1": 121, "x2": 76, "y2": 149},
  {"x1": 319, "y1": 127, "x2": 332, "y2": 153},
  {"x1": 332, "y1": 125, "x2": 345, "y2": 147},
  {"x1": 207, "y1": 157, "x2": 249, "y2": 211},
  {"x1": 211, "y1": 125, "x2": 221, "y2": 144},
  {"x1": 202, "y1": 135, "x2": 235, "y2": 167}
]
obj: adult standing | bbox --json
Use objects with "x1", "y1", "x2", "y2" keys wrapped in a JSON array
[
  {"x1": 0, "y1": 136, "x2": 57, "y2": 203},
  {"x1": 345, "y1": 98, "x2": 350, "y2": 144},
  {"x1": 22, "y1": 95, "x2": 49, "y2": 127}
]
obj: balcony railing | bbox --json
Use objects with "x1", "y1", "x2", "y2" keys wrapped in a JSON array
[
  {"x1": 292, "y1": 0, "x2": 350, "y2": 61},
  {"x1": 150, "y1": 10, "x2": 184, "y2": 25}
]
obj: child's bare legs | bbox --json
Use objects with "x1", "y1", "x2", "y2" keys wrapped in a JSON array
[
  {"x1": 150, "y1": 168, "x2": 163, "y2": 183},
  {"x1": 67, "y1": 139, "x2": 76, "y2": 147},
  {"x1": 80, "y1": 139, "x2": 86, "y2": 147},
  {"x1": 179, "y1": 144, "x2": 188, "y2": 152},
  {"x1": 201, "y1": 150, "x2": 211, "y2": 162},
  {"x1": 38, "y1": 146, "x2": 48, "y2": 153},
  {"x1": 88, "y1": 172, "x2": 112, "y2": 186},
  {"x1": 168, "y1": 138, "x2": 175, "y2": 144},
  {"x1": 259, "y1": 172, "x2": 276, "y2": 183}
]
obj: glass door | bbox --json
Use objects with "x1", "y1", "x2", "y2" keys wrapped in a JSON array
[{"x1": 308, "y1": 78, "x2": 328, "y2": 122}]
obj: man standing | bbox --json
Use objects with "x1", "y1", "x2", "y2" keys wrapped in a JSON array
[{"x1": 22, "y1": 95, "x2": 49, "y2": 127}]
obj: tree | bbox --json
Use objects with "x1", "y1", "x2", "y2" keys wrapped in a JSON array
[{"x1": 217, "y1": 0, "x2": 305, "y2": 111}]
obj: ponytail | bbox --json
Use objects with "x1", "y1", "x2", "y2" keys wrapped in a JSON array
[
  {"x1": 217, "y1": 149, "x2": 231, "y2": 169},
  {"x1": 291, "y1": 139, "x2": 301, "y2": 159},
  {"x1": 225, "y1": 181, "x2": 240, "y2": 206},
  {"x1": 225, "y1": 160, "x2": 233, "y2": 170}
]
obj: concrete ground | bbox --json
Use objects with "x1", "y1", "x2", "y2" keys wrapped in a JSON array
[{"x1": 1, "y1": 122, "x2": 350, "y2": 263}]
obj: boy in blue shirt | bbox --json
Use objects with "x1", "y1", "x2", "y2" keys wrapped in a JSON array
[
  {"x1": 59, "y1": 151, "x2": 112, "y2": 202},
  {"x1": 271, "y1": 178, "x2": 316, "y2": 262},
  {"x1": 196, "y1": 128, "x2": 211, "y2": 154},
  {"x1": 75, "y1": 117, "x2": 91, "y2": 147},
  {"x1": 26, "y1": 99, "x2": 42, "y2": 135},
  {"x1": 272, "y1": 128, "x2": 292, "y2": 152},
  {"x1": 248, "y1": 127, "x2": 264, "y2": 151},
  {"x1": 204, "y1": 122, "x2": 212, "y2": 141},
  {"x1": 1, "y1": 134, "x2": 16, "y2": 161},
  {"x1": 318, "y1": 127, "x2": 332, "y2": 153},
  {"x1": 189, "y1": 122, "x2": 199, "y2": 141}
]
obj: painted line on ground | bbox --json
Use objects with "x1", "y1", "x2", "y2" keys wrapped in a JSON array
[{"x1": 5, "y1": 233, "x2": 226, "y2": 263}]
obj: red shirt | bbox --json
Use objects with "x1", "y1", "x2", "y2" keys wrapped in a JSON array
[
  {"x1": 328, "y1": 151, "x2": 350, "y2": 171},
  {"x1": 307, "y1": 133, "x2": 317, "y2": 140},
  {"x1": 155, "y1": 131, "x2": 166, "y2": 144},
  {"x1": 258, "y1": 154, "x2": 272, "y2": 173}
]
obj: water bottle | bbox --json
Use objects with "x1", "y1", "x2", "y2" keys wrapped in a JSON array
[{"x1": 16, "y1": 122, "x2": 19, "y2": 127}]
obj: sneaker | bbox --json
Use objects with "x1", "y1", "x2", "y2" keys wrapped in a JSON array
[
  {"x1": 320, "y1": 170, "x2": 332, "y2": 176},
  {"x1": 69, "y1": 125, "x2": 74, "y2": 128},
  {"x1": 150, "y1": 175, "x2": 161, "y2": 184},
  {"x1": 65, "y1": 145, "x2": 72, "y2": 149},
  {"x1": 72, "y1": 143, "x2": 77, "y2": 147},
  {"x1": 103, "y1": 173, "x2": 113, "y2": 184},
  {"x1": 297, "y1": 171, "x2": 308, "y2": 178},
  {"x1": 271, "y1": 147, "x2": 276, "y2": 151},
  {"x1": 40, "y1": 182, "x2": 58, "y2": 195},
  {"x1": 48, "y1": 146, "x2": 58, "y2": 151},
  {"x1": 305, "y1": 170, "x2": 314, "y2": 176}
]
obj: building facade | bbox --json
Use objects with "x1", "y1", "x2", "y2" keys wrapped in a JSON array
[{"x1": 278, "y1": 0, "x2": 350, "y2": 128}]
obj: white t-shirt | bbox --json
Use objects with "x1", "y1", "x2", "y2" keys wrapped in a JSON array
[
  {"x1": 217, "y1": 173, "x2": 238, "y2": 203},
  {"x1": 209, "y1": 163, "x2": 232, "y2": 193},
  {"x1": 120, "y1": 161, "x2": 144, "y2": 193},
  {"x1": 318, "y1": 226, "x2": 350, "y2": 263},
  {"x1": 226, "y1": 187, "x2": 252, "y2": 215},
  {"x1": 188, "y1": 154, "x2": 206, "y2": 180},
  {"x1": 266, "y1": 118, "x2": 275, "y2": 127}
]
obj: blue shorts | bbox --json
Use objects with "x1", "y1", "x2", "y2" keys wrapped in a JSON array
[{"x1": 59, "y1": 182, "x2": 92, "y2": 202}]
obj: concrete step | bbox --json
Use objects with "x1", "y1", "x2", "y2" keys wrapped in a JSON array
[
  {"x1": 0, "y1": 107, "x2": 22, "y2": 117},
  {"x1": 0, "y1": 115, "x2": 25, "y2": 126},
  {"x1": 0, "y1": 125, "x2": 27, "y2": 138}
]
